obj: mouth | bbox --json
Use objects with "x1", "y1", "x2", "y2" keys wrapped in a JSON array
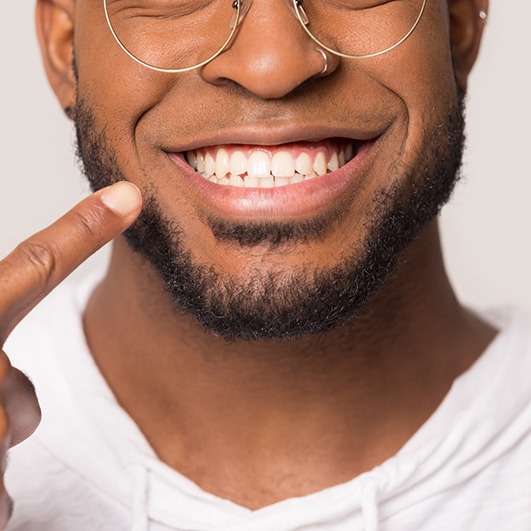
[
  {"x1": 184, "y1": 138, "x2": 359, "y2": 188},
  {"x1": 166, "y1": 133, "x2": 378, "y2": 220}
]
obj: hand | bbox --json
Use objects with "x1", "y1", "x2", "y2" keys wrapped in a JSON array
[{"x1": 0, "y1": 182, "x2": 142, "y2": 527}]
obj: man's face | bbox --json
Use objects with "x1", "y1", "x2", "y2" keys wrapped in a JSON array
[{"x1": 72, "y1": 0, "x2": 467, "y2": 340}]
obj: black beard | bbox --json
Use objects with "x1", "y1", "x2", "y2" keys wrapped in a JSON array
[{"x1": 74, "y1": 93, "x2": 466, "y2": 342}]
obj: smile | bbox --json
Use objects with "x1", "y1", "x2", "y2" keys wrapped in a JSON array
[
  {"x1": 185, "y1": 139, "x2": 358, "y2": 188},
  {"x1": 167, "y1": 134, "x2": 377, "y2": 220}
]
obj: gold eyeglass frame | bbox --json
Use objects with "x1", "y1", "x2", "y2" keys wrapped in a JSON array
[{"x1": 103, "y1": 0, "x2": 428, "y2": 74}]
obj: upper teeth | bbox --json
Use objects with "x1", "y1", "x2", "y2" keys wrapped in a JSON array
[{"x1": 185, "y1": 143, "x2": 355, "y2": 187}]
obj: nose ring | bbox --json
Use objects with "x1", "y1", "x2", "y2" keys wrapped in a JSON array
[{"x1": 316, "y1": 48, "x2": 329, "y2": 75}]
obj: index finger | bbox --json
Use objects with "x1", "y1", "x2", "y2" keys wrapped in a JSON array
[{"x1": 0, "y1": 181, "x2": 142, "y2": 345}]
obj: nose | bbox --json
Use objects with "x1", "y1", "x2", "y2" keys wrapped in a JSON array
[{"x1": 200, "y1": 0, "x2": 338, "y2": 99}]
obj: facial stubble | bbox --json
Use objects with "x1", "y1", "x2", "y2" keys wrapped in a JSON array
[{"x1": 74, "y1": 94, "x2": 466, "y2": 342}]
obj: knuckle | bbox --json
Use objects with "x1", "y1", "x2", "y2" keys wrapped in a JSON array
[
  {"x1": 71, "y1": 207, "x2": 106, "y2": 243},
  {"x1": 10, "y1": 370, "x2": 41, "y2": 445},
  {"x1": 15, "y1": 240, "x2": 57, "y2": 289}
]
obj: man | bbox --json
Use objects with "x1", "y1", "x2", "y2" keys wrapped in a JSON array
[{"x1": 1, "y1": 0, "x2": 530, "y2": 529}]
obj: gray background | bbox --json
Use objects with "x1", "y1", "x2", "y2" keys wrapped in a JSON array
[{"x1": 1, "y1": 2, "x2": 530, "y2": 312}]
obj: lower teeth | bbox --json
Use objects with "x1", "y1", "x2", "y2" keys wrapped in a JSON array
[{"x1": 200, "y1": 171, "x2": 319, "y2": 188}]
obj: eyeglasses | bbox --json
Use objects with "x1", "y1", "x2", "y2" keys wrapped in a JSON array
[{"x1": 103, "y1": 0, "x2": 428, "y2": 74}]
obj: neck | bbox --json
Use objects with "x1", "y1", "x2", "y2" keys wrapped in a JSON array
[{"x1": 84, "y1": 220, "x2": 495, "y2": 509}]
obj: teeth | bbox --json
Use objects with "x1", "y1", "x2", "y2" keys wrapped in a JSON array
[
  {"x1": 259, "y1": 175, "x2": 275, "y2": 188},
  {"x1": 229, "y1": 173, "x2": 243, "y2": 187},
  {"x1": 313, "y1": 152, "x2": 327, "y2": 176},
  {"x1": 295, "y1": 153, "x2": 313, "y2": 176},
  {"x1": 345, "y1": 143, "x2": 353, "y2": 162},
  {"x1": 230, "y1": 150, "x2": 247, "y2": 176},
  {"x1": 186, "y1": 151, "x2": 197, "y2": 168},
  {"x1": 204, "y1": 152, "x2": 215, "y2": 176},
  {"x1": 245, "y1": 175, "x2": 260, "y2": 188},
  {"x1": 271, "y1": 151, "x2": 295, "y2": 178},
  {"x1": 248, "y1": 151, "x2": 271, "y2": 178},
  {"x1": 338, "y1": 151, "x2": 345, "y2": 167},
  {"x1": 197, "y1": 153, "x2": 205, "y2": 173},
  {"x1": 186, "y1": 142, "x2": 358, "y2": 187},
  {"x1": 215, "y1": 148, "x2": 230, "y2": 178},
  {"x1": 274, "y1": 176, "x2": 290, "y2": 187},
  {"x1": 328, "y1": 152, "x2": 339, "y2": 172}
]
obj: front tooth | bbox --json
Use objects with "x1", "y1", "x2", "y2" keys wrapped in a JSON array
[
  {"x1": 245, "y1": 175, "x2": 260, "y2": 188},
  {"x1": 197, "y1": 153, "x2": 205, "y2": 173},
  {"x1": 248, "y1": 151, "x2": 271, "y2": 178},
  {"x1": 314, "y1": 152, "x2": 327, "y2": 176},
  {"x1": 327, "y1": 152, "x2": 339, "y2": 172},
  {"x1": 229, "y1": 173, "x2": 244, "y2": 187},
  {"x1": 274, "y1": 176, "x2": 290, "y2": 187},
  {"x1": 205, "y1": 152, "x2": 215, "y2": 176},
  {"x1": 291, "y1": 174, "x2": 304, "y2": 183},
  {"x1": 295, "y1": 153, "x2": 313, "y2": 176},
  {"x1": 259, "y1": 175, "x2": 274, "y2": 188},
  {"x1": 345, "y1": 143, "x2": 354, "y2": 162},
  {"x1": 230, "y1": 151, "x2": 247, "y2": 176},
  {"x1": 186, "y1": 151, "x2": 197, "y2": 170},
  {"x1": 271, "y1": 151, "x2": 295, "y2": 178},
  {"x1": 215, "y1": 149, "x2": 230, "y2": 178}
]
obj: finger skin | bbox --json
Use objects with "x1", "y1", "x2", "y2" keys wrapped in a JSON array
[
  {"x1": 0, "y1": 182, "x2": 142, "y2": 346},
  {"x1": 0, "y1": 352, "x2": 41, "y2": 447},
  {"x1": 0, "y1": 401, "x2": 16, "y2": 530},
  {"x1": 0, "y1": 182, "x2": 141, "y2": 527},
  {"x1": 0, "y1": 476, "x2": 13, "y2": 530}
]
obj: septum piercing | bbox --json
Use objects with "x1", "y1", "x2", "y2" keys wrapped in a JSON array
[{"x1": 316, "y1": 48, "x2": 329, "y2": 75}]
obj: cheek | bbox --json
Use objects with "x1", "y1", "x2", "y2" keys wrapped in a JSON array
[
  {"x1": 73, "y1": 1, "x2": 178, "y2": 159},
  {"x1": 399, "y1": 7, "x2": 458, "y2": 125},
  {"x1": 361, "y1": 9, "x2": 457, "y2": 161}
]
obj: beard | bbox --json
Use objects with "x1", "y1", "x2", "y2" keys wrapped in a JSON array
[{"x1": 74, "y1": 92, "x2": 466, "y2": 342}]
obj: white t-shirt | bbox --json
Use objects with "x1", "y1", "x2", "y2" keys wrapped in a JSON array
[{"x1": 4, "y1": 278, "x2": 531, "y2": 531}]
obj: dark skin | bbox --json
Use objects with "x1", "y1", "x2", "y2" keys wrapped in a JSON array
[
  {"x1": 0, "y1": 182, "x2": 142, "y2": 524},
  {"x1": 0, "y1": 0, "x2": 493, "y2": 521}
]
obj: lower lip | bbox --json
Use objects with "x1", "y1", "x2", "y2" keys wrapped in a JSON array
[{"x1": 167, "y1": 141, "x2": 375, "y2": 220}]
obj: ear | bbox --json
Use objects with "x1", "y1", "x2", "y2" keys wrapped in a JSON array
[
  {"x1": 36, "y1": 0, "x2": 76, "y2": 119},
  {"x1": 448, "y1": 0, "x2": 488, "y2": 89}
]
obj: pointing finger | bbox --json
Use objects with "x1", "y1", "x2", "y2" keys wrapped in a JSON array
[{"x1": 0, "y1": 181, "x2": 142, "y2": 345}]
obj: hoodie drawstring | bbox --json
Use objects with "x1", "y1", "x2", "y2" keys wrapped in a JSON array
[
  {"x1": 129, "y1": 463, "x2": 149, "y2": 531},
  {"x1": 360, "y1": 480, "x2": 380, "y2": 531}
]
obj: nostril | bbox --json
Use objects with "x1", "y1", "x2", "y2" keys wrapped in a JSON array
[{"x1": 201, "y1": 42, "x2": 337, "y2": 100}]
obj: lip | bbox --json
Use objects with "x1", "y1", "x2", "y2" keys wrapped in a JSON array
[
  {"x1": 166, "y1": 138, "x2": 377, "y2": 220},
  {"x1": 160, "y1": 122, "x2": 385, "y2": 153}
]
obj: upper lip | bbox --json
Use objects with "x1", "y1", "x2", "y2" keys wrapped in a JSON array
[{"x1": 161, "y1": 122, "x2": 386, "y2": 153}]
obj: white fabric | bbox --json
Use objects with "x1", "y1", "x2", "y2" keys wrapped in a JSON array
[{"x1": 4, "y1": 277, "x2": 531, "y2": 530}]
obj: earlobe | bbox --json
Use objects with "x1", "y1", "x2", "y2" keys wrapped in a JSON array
[
  {"x1": 448, "y1": 0, "x2": 488, "y2": 89},
  {"x1": 36, "y1": 0, "x2": 76, "y2": 119}
]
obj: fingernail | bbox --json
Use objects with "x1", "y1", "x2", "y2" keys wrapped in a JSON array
[{"x1": 100, "y1": 182, "x2": 142, "y2": 216}]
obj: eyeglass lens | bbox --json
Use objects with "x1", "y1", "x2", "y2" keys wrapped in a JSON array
[{"x1": 104, "y1": 0, "x2": 426, "y2": 72}]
